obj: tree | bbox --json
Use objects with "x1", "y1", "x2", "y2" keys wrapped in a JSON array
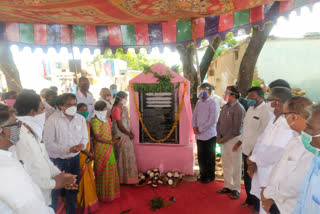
[
  {"x1": 0, "y1": 41, "x2": 22, "y2": 92},
  {"x1": 176, "y1": 44, "x2": 199, "y2": 108},
  {"x1": 199, "y1": 36, "x2": 221, "y2": 83},
  {"x1": 103, "y1": 48, "x2": 166, "y2": 71},
  {"x1": 237, "y1": 2, "x2": 279, "y2": 96}
]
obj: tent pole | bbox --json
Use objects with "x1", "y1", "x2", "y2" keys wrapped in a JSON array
[{"x1": 191, "y1": 19, "x2": 201, "y2": 85}]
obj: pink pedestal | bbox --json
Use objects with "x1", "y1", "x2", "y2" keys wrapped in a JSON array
[
  {"x1": 134, "y1": 144, "x2": 194, "y2": 175},
  {"x1": 129, "y1": 63, "x2": 194, "y2": 175}
]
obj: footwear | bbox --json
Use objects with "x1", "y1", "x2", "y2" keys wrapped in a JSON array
[
  {"x1": 216, "y1": 187, "x2": 232, "y2": 194},
  {"x1": 200, "y1": 178, "x2": 212, "y2": 184},
  {"x1": 230, "y1": 191, "x2": 240, "y2": 200}
]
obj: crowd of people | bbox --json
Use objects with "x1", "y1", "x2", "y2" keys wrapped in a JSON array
[
  {"x1": 0, "y1": 77, "x2": 139, "y2": 214},
  {"x1": 192, "y1": 79, "x2": 320, "y2": 214},
  {"x1": 0, "y1": 77, "x2": 320, "y2": 214}
]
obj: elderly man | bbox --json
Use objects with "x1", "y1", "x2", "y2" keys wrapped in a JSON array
[
  {"x1": 44, "y1": 89, "x2": 57, "y2": 119},
  {"x1": 192, "y1": 83, "x2": 220, "y2": 184},
  {"x1": 260, "y1": 96, "x2": 313, "y2": 214},
  {"x1": 0, "y1": 104, "x2": 55, "y2": 214},
  {"x1": 249, "y1": 87, "x2": 293, "y2": 214},
  {"x1": 216, "y1": 86, "x2": 245, "y2": 199},
  {"x1": 98, "y1": 88, "x2": 113, "y2": 114},
  {"x1": 11, "y1": 91, "x2": 77, "y2": 207},
  {"x1": 44, "y1": 93, "x2": 88, "y2": 214},
  {"x1": 293, "y1": 103, "x2": 320, "y2": 214},
  {"x1": 75, "y1": 77, "x2": 95, "y2": 121},
  {"x1": 233, "y1": 86, "x2": 274, "y2": 211}
]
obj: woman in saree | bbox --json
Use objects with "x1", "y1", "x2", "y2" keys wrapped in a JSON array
[
  {"x1": 91, "y1": 101, "x2": 120, "y2": 202},
  {"x1": 76, "y1": 103, "x2": 99, "y2": 213},
  {"x1": 111, "y1": 91, "x2": 139, "y2": 184}
]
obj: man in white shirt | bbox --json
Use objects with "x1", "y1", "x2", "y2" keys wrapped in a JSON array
[
  {"x1": 248, "y1": 87, "x2": 293, "y2": 214},
  {"x1": 11, "y1": 91, "x2": 77, "y2": 207},
  {"x1": 75, "y1": 77, "x2": 95, "y2": 121},
  {"x1": 293, "y1": 103, "x2": 320, "y2": 214},
  {"x1": 0, "y1": 104, "x2": 54, "y2": 214},
  {"x1": 44, "y1": 89, "x2": 57, "y2": 119},
  {"x1": 44, "y1": 93, "x2": 88, "y2": 214},
  {"x1": 232, "y1": 86, "x2": 274, "y2": 211},
  {"x1": 260, "y1": 96, "x2": 314, "y2": 214}
]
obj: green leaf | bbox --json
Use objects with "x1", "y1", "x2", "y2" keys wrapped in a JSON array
[
  {"x1": 169, "y1": 196, "x2": 176, "y2": 203},
  {"x1": 120, "y1": 209, "x2": 132, "y2": 214}
]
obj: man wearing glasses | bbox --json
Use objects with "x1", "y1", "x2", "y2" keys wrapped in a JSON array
[
  {"x1": 248, "y1": 87, "x2": 293, "y2": 214},
  {"x1": 43, "y1": 93, "x2": 88, "y2": 214},
  {"x1": 260, "y1": 96, "x2": 314, "y2": 213},
  {"x1": 293, "y1": 103, "x2": 320, "y2": 214},
  {"x1": 192, "y1": 83, "x2": 220, "y2": 184}
]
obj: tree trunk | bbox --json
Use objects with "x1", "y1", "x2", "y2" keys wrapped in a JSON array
[
  {"x1": 237, "y1": 2, "x2": 278, "y2": 96},
  {"x1": 200, "y1": 36, "x2": 221, "y2": 83},
  {"x1": 0, "y1": 41, "x2": 22, "y2": 92},
  {"x1": 176, "y1": 44, "x2": 198, "y2": 109}
]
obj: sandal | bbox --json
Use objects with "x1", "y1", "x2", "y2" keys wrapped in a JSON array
[
  {"x1": 216, "y1": 187, "x2": 232, "y2": 194},
  {"x1": 230, "y1": 190, "x2": 240, "y2": 200}
]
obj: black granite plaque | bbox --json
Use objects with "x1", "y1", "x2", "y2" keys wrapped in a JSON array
[{"x1": 139, "y1": 91, "x2": 179, "y2": 144}]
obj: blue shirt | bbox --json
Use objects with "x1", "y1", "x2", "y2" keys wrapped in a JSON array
[
  {"x1": 192, "y1": 97, "x2": 219, "y2": 141},
  {"x1": 293, "y1": 155, "x2": 320, "y2": 214}
]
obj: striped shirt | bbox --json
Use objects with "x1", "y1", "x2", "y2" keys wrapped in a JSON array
[{"x1": 192, "y1": 97, "x2": 220, "y2": 141}]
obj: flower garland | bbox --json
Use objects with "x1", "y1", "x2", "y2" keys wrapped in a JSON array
[{"x1": 130, "y1": 81, "x2": 187, "y2": 143}]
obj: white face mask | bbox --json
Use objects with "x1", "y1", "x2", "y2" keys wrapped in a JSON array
[
  {"x1": 121, "y1": 99, "x2": 128, "y2": 105},
  {"x1": 94, "y1": 110, "x2": 107, "y2": 122},
  {"x1": 17, "y1": 112, "x2": 46, "y2": 141},
  {"x1": 281, "y1": 115, "x2": 293, "y2": 130},
  {"x1": 265, "y1": 101, "x2": 275, "y2": 113},
  {"x1": 65, "y1": 106, "x2": 77, "y2": 116}
]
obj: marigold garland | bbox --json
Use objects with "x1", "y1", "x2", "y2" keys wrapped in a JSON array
[{"x1": 130, "y1": 81, "x2": 187, "y2": 143}]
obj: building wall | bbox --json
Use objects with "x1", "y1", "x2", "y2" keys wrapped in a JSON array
[
  {"x1": 207, "y1": 37, "x2": 320, "y2": 102},
  {"x1": 257, "y1": 38, "x2": 320, "y2": 102},
  {"x1": 207, "y1": 41, "x2": 249, "y2": 97}
]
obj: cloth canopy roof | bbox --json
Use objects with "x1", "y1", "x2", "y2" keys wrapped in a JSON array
[
  {"x1": 0, "y1": 0, "x2": 318, "y2": 53},
  {"x1": 0, "y1": 0, "x2": 279, "y2": 25}
]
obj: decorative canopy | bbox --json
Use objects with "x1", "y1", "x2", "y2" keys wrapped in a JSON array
[
  {"x1": 0, "y1": 0, "x2": 318, "y2": 53},
  {"x1": 0, "y1": 0, "x2": 278, "y2": 25}
]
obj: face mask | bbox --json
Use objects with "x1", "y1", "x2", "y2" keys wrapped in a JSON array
[
  {"x1": 301, "y1": 131, "x2": 320, "y2": 155},
  {"x1": 281, "y1": 115, "x2": 293, "y2": 130},
  {"x1": 5, "y1": 99, "x2": 16, "y2": 108},
  {"x1": 78, "y1": 111, "x2": 89, "y2": 119},
  {"x1": 265, "y1": 101, "x2": 275, "y2": 113},
  {"x1": 94, "y1": 110, "x2": 107, "y2": 122},
  {"x1": 17, "y1": 113, "x2": 46, "y2": 141},
  {"x1": 9, "y1": 125, "x2": 21, "y2": 145},
  {"x1": 50, "y1": 98, "x2": 57, "y2": 105},
  {"x1": 65, "y1": 106, "x2": 77, "y2": 116},
  {"x1": 199, "y1": 91, "x2": 208, "y2": 99},
  {"x1": 105, "y1": 96, "x2": 112, "y2": 101},
  {"x1": 247, "y1": 99, "x2": 257, "y2": 107},
  {"x1": 121, "y1": 99, "x2": 128, "y2": 105},
  {"x1": 111, "y1": 89, "x2": 118, "y2": 97}
]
